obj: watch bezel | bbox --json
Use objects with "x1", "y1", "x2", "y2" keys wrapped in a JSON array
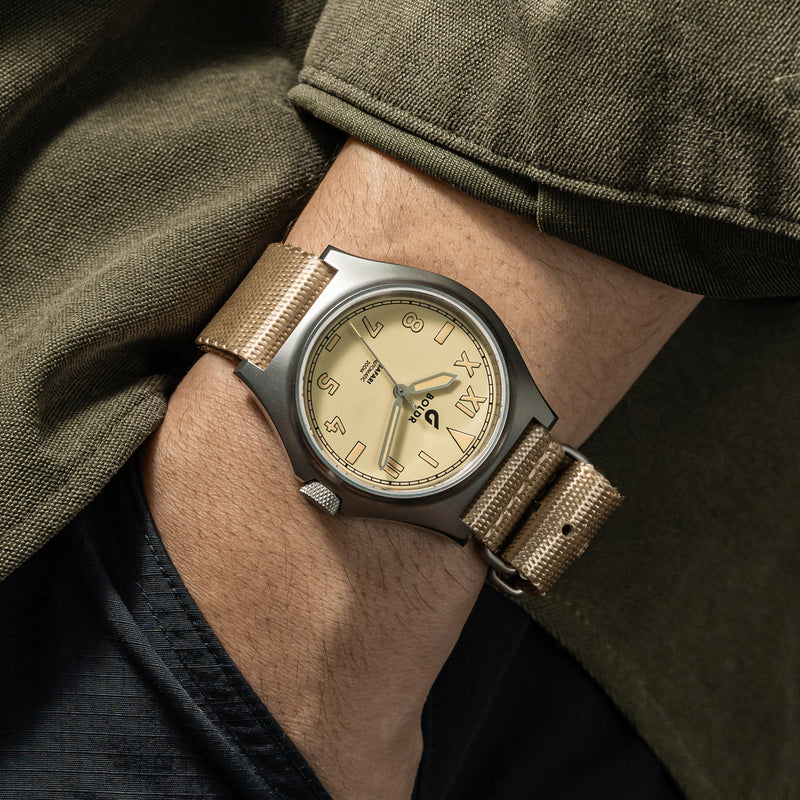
[
  {"x1": 234, "y1": 246, "x2": 556, "y2": 544},
  {"x1": 295, "y1": 283, "x2": 511, "y2": 500}
]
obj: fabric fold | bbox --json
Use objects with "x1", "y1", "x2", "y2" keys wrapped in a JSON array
[{"x1": 291, "y1": 0, "x2": 800, "y2": 298}]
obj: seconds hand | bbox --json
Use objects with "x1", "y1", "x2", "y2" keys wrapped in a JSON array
[{"x1": 347, "y1": 320, "x2": 401, "y2": 388}]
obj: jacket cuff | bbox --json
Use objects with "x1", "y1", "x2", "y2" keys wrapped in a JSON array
[
  {"x1": 289, "y1": 0, "x2": 800, "y2": 300},
  {"x1": 291, "y1": 79, "x2": 800, "y2": 300}
]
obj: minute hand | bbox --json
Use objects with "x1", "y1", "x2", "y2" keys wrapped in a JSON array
[
  {"x1": 407, "y1": 372, "x2": 458, "y2": 394},
  {"x1": 378, "y1": 395, "x2": 404, "y2": 469}
]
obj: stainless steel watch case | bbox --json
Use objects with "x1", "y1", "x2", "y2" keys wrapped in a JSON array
[{"x1": 234, "y1": 246, "x2": 556, "y2": 545}]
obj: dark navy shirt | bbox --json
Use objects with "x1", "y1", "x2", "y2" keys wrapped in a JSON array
[{"x1": 0, "y1": 461, "x2": 683, "y2": 798}]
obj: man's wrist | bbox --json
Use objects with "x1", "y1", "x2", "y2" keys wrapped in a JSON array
[{"x1": 142, "y1": 138, "x2": 701, "y2": 799}]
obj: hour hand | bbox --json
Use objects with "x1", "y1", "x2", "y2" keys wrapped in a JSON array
[{"x1": 407, "y1": 372, "x2": 458, "y2": 394}]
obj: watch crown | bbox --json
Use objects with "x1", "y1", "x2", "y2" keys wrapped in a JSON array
[{"x1": 299, "y1": 481, "x2": 341, "y2": 516}]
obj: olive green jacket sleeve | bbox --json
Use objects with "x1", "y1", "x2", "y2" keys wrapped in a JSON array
[
  {"x1": 0, "y1": 0, "x2": 339, "y2": 577},
  {"x1": 0, "y1": 3, "x2": 798, "y2": 800},
  {"x1": 290, "y1": 0, "x2": 800, "y2": 299}
]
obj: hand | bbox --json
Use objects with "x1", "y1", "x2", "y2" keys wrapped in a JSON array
[
  {"x1": 378, "y1": 394, "x2": 404, "y2": 469},
  {"x1": 407, "y1": 371, "x2": 457, "y2": 394}
]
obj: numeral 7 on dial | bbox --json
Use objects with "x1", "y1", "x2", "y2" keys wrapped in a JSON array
[{"x1": 362, "y1": 315, "x2": 384, "y2": 339}]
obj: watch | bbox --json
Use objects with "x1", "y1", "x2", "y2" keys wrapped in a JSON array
[{"x1": 197, "y1": 243, "x2": 621, "y2": 596}]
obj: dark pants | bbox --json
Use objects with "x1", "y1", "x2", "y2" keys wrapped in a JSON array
[{"x1": 0, "y1": 461, "x2": 683, "y2": 799}]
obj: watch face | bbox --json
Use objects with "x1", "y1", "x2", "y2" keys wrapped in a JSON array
[{"x1": 298, "y1": 286, "x2": 509, "y2": 498}]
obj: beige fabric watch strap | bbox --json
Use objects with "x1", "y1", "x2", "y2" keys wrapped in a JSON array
[
  {"x1": 464, "y1": 422, "x2": 622, "y2": 596},
  {"x1": 196, "y1": 243, "x2": 335, "y2": 369}
]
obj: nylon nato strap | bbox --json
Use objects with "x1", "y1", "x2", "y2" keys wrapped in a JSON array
[{"x1": 197, "y1": 243, "x2": 622, "y2": 596}]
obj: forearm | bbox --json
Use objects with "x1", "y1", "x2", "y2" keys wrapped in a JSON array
[{"x1": 141, "y1": 140, "x2": 701, "y2": 799}]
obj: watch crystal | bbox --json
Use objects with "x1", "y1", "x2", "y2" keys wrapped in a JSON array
[{"x1": 299, "y1": 288, "x2": 508, "y2": 498}]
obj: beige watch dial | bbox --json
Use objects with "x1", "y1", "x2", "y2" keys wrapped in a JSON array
[{"x1": 298, "y1": 287, "x2": 508, "y2": 498}]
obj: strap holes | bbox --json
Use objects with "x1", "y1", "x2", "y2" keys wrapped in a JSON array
[{"x1": 561, "y1": 524, "x2": 573, "y2": 536}]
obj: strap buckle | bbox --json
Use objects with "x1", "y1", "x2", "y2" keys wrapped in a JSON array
[
  {"x1": 478, "y1": 444, "x2": 594, "y2": 598},
  {"x1": 480, "y1": 545, "x2": 527, "y2": 597},
  {"x1": 561, "y1": 444, "x2": 591, "y2": 466}
]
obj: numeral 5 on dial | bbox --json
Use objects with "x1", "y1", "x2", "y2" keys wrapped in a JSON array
[{"x1": 316, "y1": 372, "x2": 340, "y2": 396}]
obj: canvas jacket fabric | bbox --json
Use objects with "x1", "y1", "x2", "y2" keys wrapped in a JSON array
[{"x1": 0, "y1": 2, "x2": 798, "y2": 798}]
